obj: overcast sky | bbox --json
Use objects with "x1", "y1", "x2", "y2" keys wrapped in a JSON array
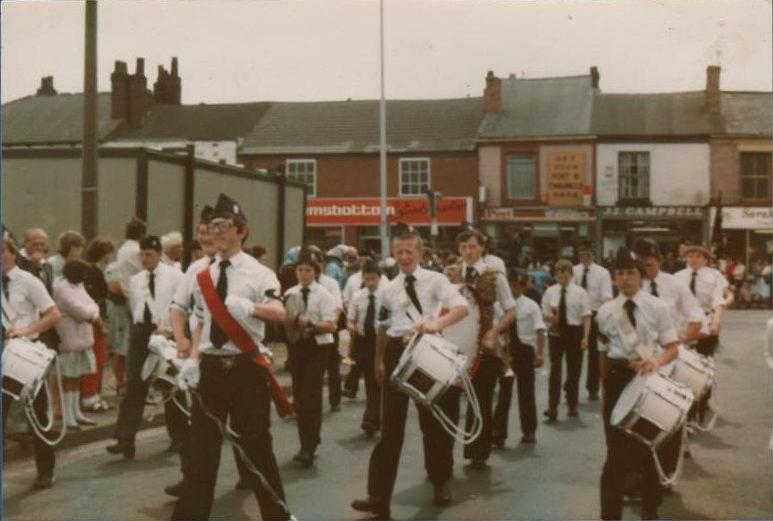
[{"x1": 2, "y1": 0, "x2": 771, "y2": 105}]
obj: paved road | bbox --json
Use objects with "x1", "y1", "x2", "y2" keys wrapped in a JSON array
[{"x1": 4, "y1": 310, "x2": 772, "y2": 520}]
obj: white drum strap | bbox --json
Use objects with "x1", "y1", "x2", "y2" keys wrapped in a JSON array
[
  {"x1": 25, "y1": 358, "x2": 67, "y2": 447},
  {"x1": 615, "y1": 308, "x2": 655, "y2": 359},
  {"x1": 651, "y1": 426, "x2": 688, "y2": 486},
  {"x1": 395, "y1": 285, "x2": 423, "y2": 324},
  {"x1": 1, "y1": 294, "x2": 17, "y2": 330},
  {"x1": 428, "y1": 367, "x2": 483, "y2": 445}
]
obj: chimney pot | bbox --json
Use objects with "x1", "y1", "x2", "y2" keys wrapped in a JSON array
[
  {"x1": 135, "y1": 57, "x2": 145, "y2": 76},
  {"x1": 114, "y1": 60, "x2": 127, "y2": 73},
  {"x1": 36, "y1": 76, "x2": 57, "y2": 96},
  {"x1": 171, "y1": 57, "x2": 179, "y2": 77},
  {"x1": 590, "y1": 66, "x2": 600, "y2": 89}
]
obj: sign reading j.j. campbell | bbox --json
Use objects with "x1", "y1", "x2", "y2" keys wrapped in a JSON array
[{"x1": 600, "y1": 206, "x2": 705, "y2": 219}]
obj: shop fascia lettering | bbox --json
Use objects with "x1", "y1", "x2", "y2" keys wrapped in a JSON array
[
  {"x1": 307, "y1": 204, "x2": 396, "y2": 217},
  {"x1": 602, "y1": 206, "x2": 704, "y2": 218}
]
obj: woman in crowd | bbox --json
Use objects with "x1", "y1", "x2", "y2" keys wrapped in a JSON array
[
  {"x1": 81, "y1": 237, "x2": 115, "y2": 412},
  {"x1": 53, "y1": 259, "x2": 101, "y2": 429}
]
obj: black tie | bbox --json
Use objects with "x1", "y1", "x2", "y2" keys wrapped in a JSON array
[
  {"x1": 690, "y1": 270, "x2": 697, "y2": 295},
  {"x1": 210, "y1": 260, "x2": 231, "y2": 348},
  {"x1": 624, "y1": 299, "x2": 637, "y2": 329},
  {"x1": 558, "y1": 287, "x2": 568, "y2": 330},
  {"x1": 581, "y1": 267, "x2": 589, "y2": 290},
  {"x1": 301, "y1": 286, "x2": 310, "y2": 309},
  {"x1": 650, "y1": 280, "x2": 659, "y2": 297},
  {"x1": 465, "y1": 266, "x2": 477, "y2": 284},
  {"x1": 143, "y1": 271, "x2": 155, "y2": 325},
  {"x1": 364, "y1": 293, "x2": 376, "y2": 337},
  {"x1": 2, "y1": 275, "x2": 9, "y2": 300},
  {"x1": 404, "y1": 274, "x2": 423, "y2": 315}
]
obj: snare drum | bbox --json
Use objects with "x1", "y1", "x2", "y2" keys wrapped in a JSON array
[
  {"x1": 611, "y1": 372, "x2": 694, "y2": 448},
  {"x1": 660, "y1": 344, "x2": 715, "y2": 401},
  {"x1": 390, "y1": 332, "x2": 467, "y2": 407},
  {"x1": 2, "y1": 338, "x2": 56, "y2": 400}
]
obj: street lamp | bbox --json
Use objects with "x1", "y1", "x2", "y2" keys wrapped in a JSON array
[{"x1": 424, "y1": 187, "x2": 441, "y2": 249}]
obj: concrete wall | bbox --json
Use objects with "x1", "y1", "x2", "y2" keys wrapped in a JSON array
[
  {"x1": 147, "y1": 159, "x2": 185, "y2": 238},
  {"x1": 596, "y1": 143, "x2": 710, "y2": 206},
  {"x1": 284, "y1": 184, "x2": 305, "y2": 253},
  {"x1": 98, "y1": 158, "x2": 137, "y2": 242}
]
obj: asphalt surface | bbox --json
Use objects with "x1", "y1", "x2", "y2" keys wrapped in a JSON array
[{"x1": 3, "y1": 310, "x2": 772, "y2": 521}]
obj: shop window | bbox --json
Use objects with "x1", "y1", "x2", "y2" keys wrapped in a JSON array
[
  {"x1": 741, "y1": 152, "x2": 771, "y2": 200},
  {"x1": 286, "y1": 159, "x2": 316, "y2": 197},
  {"x1": 506, "y1": 154, "x2": 536, "y2": 200},
  {"x1": 399, "y1": 158, "x2": 430, "y2": 196},
  {"x1": 618, "y1": 152, "x2": 650, "y2": 202}
]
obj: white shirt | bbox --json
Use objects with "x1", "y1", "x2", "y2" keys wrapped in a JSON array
[
  {"x1": 129, "y1": 262, "x2": 183, "y2": 331},
  {"x1": 674, "y1": 266, "x2": 728, "y2": 314},
  {"x1": 2, "y1": 266, "x2": 56, "y2": 339},
  {"x1": 285, "y1": 281, "x2": 337, "y2": 345},
  {"x1": 597, "y1": 290, "x2": 678, "y2": 360},
  {"x1": 46, "y1": 253, "x2": 65, "y2": 280},
  {"x1": 378, "y1": 266, "x2": 468, "y2": 338},
  {"x1": 116, "y1": 239, "x2": 142, "y2": 296},
  {"x1": 190, "y1": 251, "x2": 281, "y2": 355},
  {"x1": 347, "y1": 286, "x2": 383, "y2": 336},
  {"x1": 643, "y1": 271, "x2": 704, "y2": 334},
  {"x1": 541, "y1": 283, "x2": 591, "y2": 326},
  {"x1": 171, "y1": 256, "x2": 212, "y2": 316},
  {"x1": 483, "y1": 254, "x2": 507, "y2": 274},
  {"x1": 318, "y1": 273, "x2": 343, "y2": 310},
  {"x1": 572, "y1": 262, "x2": 613, "y2": 312},
  {"x1": 343, "y1": 271, "x2": 389, "y2": 306},
  {"x1": 512, "y1": 294, "x2": 546, "y2": 347},
  {"x1": 460, "y1": 258, "x2": 516, "y2": 311}
]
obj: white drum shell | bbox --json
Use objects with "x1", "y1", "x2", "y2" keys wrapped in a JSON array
[
  {"x1": 2, "y1": 339, "x2": 56, "y2": 399},
  {"x1": 662, "y1": 344, "x2": 714, "y2": 400},
  {"x1": 611, "y1": 372, "x2": 694, "y2": 448},
  {"x1": 391, "y1": 334, "x2": 467, "y2": 407}
]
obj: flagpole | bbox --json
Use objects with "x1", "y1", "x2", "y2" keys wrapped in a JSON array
[{"x1": 378, "y1": 0, "x2": 389, "y2": 259}]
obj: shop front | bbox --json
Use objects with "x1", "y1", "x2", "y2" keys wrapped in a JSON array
[
  {"x1": 719, "y1": 206, "x2": 773, "y2": 266},
  {"x1": 481, "y1": 207, "x2": 596, "y2": 264},
  {"x1": 305, "y1": 196, "x2": 473, "y2": 252},
  {"x1": 598, "y1": 206, "x2": 707, "y2": 259}
]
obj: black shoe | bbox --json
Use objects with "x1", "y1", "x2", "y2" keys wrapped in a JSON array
[
  {"x1": 543, "y1": 408, "x2": 557, "y2": 421},
  {"x1": 331, "y1": 404, "x2": 341, "y2": 412},
  {"x1": 351, "y1": 497, "x2": 390, "y2": 519},
  {"x1": 468, "y1": 458, "x2": 487, "y2": 470},
  {"x1": 433, "y1": 482, "x2": 451, "y2": 507},
  {"x1": 491, "y1": 438, "x2": 505, "y2": 449},
  {"x1": 295, "y1": 449, "x2": 314, "y2": 467},
  {"x1": 568, "y1": 405, "x2": 578, "y2": 417},
  {"x1": 166, "y1": 440, "x2": 183, "y2": 453},
  {"x1": 164, "y1": 481, "x2": 185, "y2": 497},
  {"x1": 235, "y1": 477, "x2": 253, "y2": 490},
  {"x1": 32, "y1": 473, "x2": 54, "y2": 490},
  {"x1": 588, "y1": 391, "x2": 599, "y2": 401},
  {"x1": 521, "y1": 433, "x2": 536, "y2": 443},
  {"x1": 641, "y1": 509, "x2": 659, "y2": 520},
  {"x1": 106, "y1": 439, "x2": 135, "y2": 459},
  {"x1": 342, "y1": 389, "x2": 357, "y2": 399}
]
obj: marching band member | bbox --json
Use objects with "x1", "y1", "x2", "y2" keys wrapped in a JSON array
[
  {"x1": 346, "y1": 260, "x2": 385, "y2": 435},
  {"x1": 455, "y1": 228, "x2": 517, "y2": 469},
  {"x1": 598, "y1": 247, "x2": 680, "y2": 520},
  {"x1": 674, "y1": 244, "x2": 730, "y2": 423},
  {"x1": 171, "y1": 194, "x2": 291, "y2": 521},
  {"x1": 492, "y1": 271, "x2": 546, "y2": 447},
  {"x1": 573, "y1": 242, "x2": 613, "y2": 400},
  {"x1": 2, "y1": 232, "x2": 61, "y2": 489},
  {"x1": 107, "y1": 235, "x2": 183, "y2": 459},
  {"x1": 541, "y1": 259, "x2": 591, "y2": 420},
  {"x1": 342, "y1": 255, "x2": 389, "y2": 399},
  {"x1": 285, "y1": 252, "x2": 337, "y2": 467},
  {"x1": 351, "y1": 223, "x2": 469, "y2": 518}
]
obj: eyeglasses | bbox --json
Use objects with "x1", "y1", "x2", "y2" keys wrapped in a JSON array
[{"x1": 207, "y1": 220, "x2": 233, "y2": 232}]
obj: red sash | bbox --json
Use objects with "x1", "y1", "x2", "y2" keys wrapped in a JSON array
[{"x1": 196, "y1": 268, "x2": 294, "y2": 418}]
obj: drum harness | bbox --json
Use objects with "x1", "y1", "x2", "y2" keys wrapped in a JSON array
[
  {"x1": 2, "y1": 299, "x2": 68, "y2": 447},
  {"x1": 392, "y1": 289, "x2": 483, "y2": 445}
]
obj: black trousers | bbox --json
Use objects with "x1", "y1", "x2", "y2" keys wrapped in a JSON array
[
  {"x1": 366, "y1": 338, "x2": 460, "y2": 504},
  {"x1": 172, "y1": 354, "x2": 288, "y2": 521},
  {"x1": 464, "y1": 352, "x2": 501, "y2": 462},
  {"x1": 548, "y1": 326, "x2": 583, "y2": 409},
  {"x1": 600, "y1": 362, "x2": 662, "y2": 519},
  {"x1": 113, "y1": 322, "x2": 155, "y2": 441},
  {"x1": 2, "y1": 386, "x2": 55, "y2": 477},
  {"x1": 291, "y1": 338, "x2": 327, "y2": 452},
  {"x1": 353, "y1": 334, "x2": 380, "y2": 430},
  {"x1": 325, "y1": 334, "x2": 342, "y2": 407},
  {"x1": 513, "y1": 342, "x2": 538, "y2": 435},
  {"x1": 344, "y1": 339, "x2": 363, "y2": 397},
  {"x1": 693, "y1": 335, "x2": 719, "y2": 425},
  {"x1": 492, "y1": 373, "x2": 514, "y2": 443},
  {"x1": 586, "y1": 312, "x2": 600, "y2": 394}
]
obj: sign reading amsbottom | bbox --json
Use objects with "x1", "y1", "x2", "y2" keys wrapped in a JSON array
[{"x1": 306, "y1": 197, "x2": 471, "y2": 226}]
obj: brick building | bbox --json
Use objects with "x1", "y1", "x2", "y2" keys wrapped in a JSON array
[{"x1": 238, "y1": 98, "x2": 483, "y2": 251}]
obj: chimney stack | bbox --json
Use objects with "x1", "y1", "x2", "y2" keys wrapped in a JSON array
[
  {"x1": 111, "y1": 60, "x2": 129, "y2": 120},
  {"x1": 36, "y1": 76, "x2": 57, "y2": 96},
  {"x1": 152, "y1": 57, "x2": 182, "y2": 105},
  {"x1": 590, "y1": 66, "x2": 600, "y2": 89},
  {"x1": 126, "y1": 58, "x2": 152, "y2": 126},
  {"x1": 705, "y1": 65, "x2": 721, "y2": 114},
  {"x1": 484, "y1": 70, "x2": 502, "y2": 115},
  {"x1": 168, "y1": 57, "x2": 181, "y2": 104}
]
